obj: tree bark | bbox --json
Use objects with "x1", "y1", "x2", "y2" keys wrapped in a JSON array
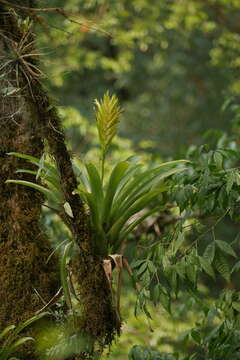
[{"x1": 0, "y1": 2, "x2": 58, "y2": 358}]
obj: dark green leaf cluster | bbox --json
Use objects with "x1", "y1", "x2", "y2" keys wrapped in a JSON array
[
  {"x1": 172, "y1": 136, "x2": 240, "y2": 218},
  {"x1": 129, "y1": 345, "x2": 178, "y2": 360}
]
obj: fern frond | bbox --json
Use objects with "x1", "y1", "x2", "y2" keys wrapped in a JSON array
[{"x1": 95, "y1": 92, "x2": 122, "y2": 154}]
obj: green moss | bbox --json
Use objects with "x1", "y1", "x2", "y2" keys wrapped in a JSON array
[
  {"x1": 0, "y1": 5, "x2": 59, "y2": 359},
  {"x1": 72, "y1": 251, "x2": 121, "y2": 355}
]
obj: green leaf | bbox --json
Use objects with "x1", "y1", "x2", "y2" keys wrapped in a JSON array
[
  {"x1": 191, "y1": 329, "x2": 201, "y2": 344},
  {"x1": 186, "y1": 264, "x2": 197, "y2": 285},
  {"x1": 121, "y1": 166, "x2": 186, "y2": 215},
  {"x1": 232, "y1": 302, "x2": 240, "y2": 312},
  {"x1": 151, "y1": 285, "x2": 160, "y2": 306},
  {"x1": 16, "y1": 169, "x2": 62, "y2": 195},
  {"x1": 172, "y1": 233, "x2": 185, "y2": 255},
  {"x1": 108, "y1": 188, "x2": 168, "y2": 244},
  {"x1": 226, "y1": 172, "x2": 235, "y2": 194},
  {"x1": 213, "y1": 151, "x2": 223, "y2": 169},
  {"x1": 114, "y1": 162, "x2": 142, "y2": 197},
  {"x1": 73, "y1": 161, "x2": 90, "y2": 191},
  {"x1": 119, "y1": 206, "x2": 163, "y2": 244},
  {"x1": 81, "y1": 191, "x2": 101, "y2": 231},
  {"x1": 147, "y1": 260, "x2": 156, "y2": 274},
  {"x1": 135, "y1": 262, "x2": 148, "y2": 278},
  {"x1": 199, "y1": 256, "x2": 215, "y2": 279},
  {"x1": 102, "y1": 161, "x2": 129, "y2": 224},
  {"x1": 128, "y1": 345, "x2": 151, "y2": 360},
  {"x1": 60, "y1": 241, "x2": 73, "y2": 308},
  {"x1": 6, "y1": 153, "x2": 63, "y2": 203},
  {"x1": 203, "y1": 243, "x2": 215, "y2": 263},
  {"x1": 159, "y1": 290, "x2": 171, "y2": 314},
  {"x1": 9, "y1": 337, "x2": 34, "y2": 350},
  {"x1": 121, "y1": 165, "x2": 185, "y2": 212},
  {"x1": 46, "y1": 239, "x2": 69, "y2": 264},
  {"x1": 235, "y1": 171, "x2": 240, "y2": 186},
  {"x1": 142, "y1": 304, "x2": 152, "y2": 320},
  {"x1": 111, "y1": 161, "x2": 188, "y2": 223},
  {"x1": 176, "y1": 260, "x2": 186, "y2": 280},
  {"x1": 214, "y1": 252, "x2": 230, "y2": 282},
  {"x1": 7, "y1": 152, "x2": 60, "y2": 182},
  {"x1": 169, "y1": 266, "x2": 178, "y2": 294},
  {"x1": 5, "y1": 180, "x2": 62, "y2": 204},
  {"x1": 131, "y1": 260, "x2": 146, "y2": 269},
  {"x1": 0, "y1": 325, "x2": 15, "y2": 342},
  {"x1": 231, "y1": 260, "x2": 240, "y2": 274},
  {"x1": 85, "y1": 162, "x2": 104, "y2": 215},
  {"x1": 215, "y1": 240, "x2": 237, "y2": 258},
  {"x1": 15, "y1": 169, "x2": 36, "y2": 176},
  {"x1": 3, "y1": 337, "x2": 34, "y2": 360},
  {"x1": 1, "y1": 312, "x2": 48, "y2": 356}
]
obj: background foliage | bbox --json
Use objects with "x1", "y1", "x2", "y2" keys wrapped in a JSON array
[{"x1": 38, "y1": 0, "x2": 240, "y2": 155}]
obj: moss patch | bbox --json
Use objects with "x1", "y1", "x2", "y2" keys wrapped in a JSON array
[{"x1": 0, "y1": 4, "x2": 59, "y2": 358}]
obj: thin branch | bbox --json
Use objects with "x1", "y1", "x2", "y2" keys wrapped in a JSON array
[
  {"x1": 0, "y1": 0, "x2": 61, "y2": 12},
  {"x1": 0, "y1": 0, "x2": 111, "y2": 36}
]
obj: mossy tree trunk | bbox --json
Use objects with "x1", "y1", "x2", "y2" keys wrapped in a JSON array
[
  {"x1": 0, "y1": 2, "x2": 58, "y2": 358},
  {"x1": 0, "y1": 1, "x2": 120, "y2": 359}
]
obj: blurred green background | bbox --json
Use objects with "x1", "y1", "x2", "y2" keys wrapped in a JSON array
[{"x1": 38, "y1": 0, "x2": 240, "y2": 156}]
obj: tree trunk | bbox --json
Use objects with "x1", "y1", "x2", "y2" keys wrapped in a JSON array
[{"x1": 0, "y1": 2, "x2": 58, "y2": 358}]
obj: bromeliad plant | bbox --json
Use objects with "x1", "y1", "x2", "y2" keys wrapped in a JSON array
[
  {"x1": 6, "y1": 92, "x2": 188, "y2": 258},
  {"x1": 72, "y1": 93, "x2": 189, "y2": 257},
  {"x1": 6, "y1": 93, "x2": 189, "y2": 324}
]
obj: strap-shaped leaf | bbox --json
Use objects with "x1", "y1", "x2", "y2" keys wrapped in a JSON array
[
  {"x1": 72, "y1": 161, "x2": 90, "y2": 191},
  {"x1": 85, "y1": 163, "x2": 104, "y2": 216},
  {"x1": 4, "y1": 337, "x2": 34, "y2": 359},
  {"x1": 114, "y1": 162, "x2": 142, "y2": 198},
  {"x1": 111, "y1": 166, "x2": 187, "y2": 225},
  {"x1": 114, "y1": 160, "x2": 188, "y2": 206},
  {"x1": 7, "y1": 152, "x2": 60, "y2": 182},
  {"x1": 60, "y1": 241, "x2": 73, "y2": 309},
  {"x1": 0, "y1": 325, "x2": 15, "y2": 342},
  {"x1": 102, "y1": 161, "x2": 129, "y2": 224},
  {"x1": 108, "y1": 188, "x2": 168, "y2": 243},
  {"x1": 15, "y1": 169, "x2": 63, "y2": 200},
  {"x1": 83, "y1": 191, "x2": 101, "y2": 232},
  {"x1": 117, "y1": 206, "x2": 163, "y2": 247},
  {"x1": 1, "y1": 312, "x2": 48, "y2": 356},
  {"x1": 6, "y1": 180, "x2": 62, "y2": 204}
]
